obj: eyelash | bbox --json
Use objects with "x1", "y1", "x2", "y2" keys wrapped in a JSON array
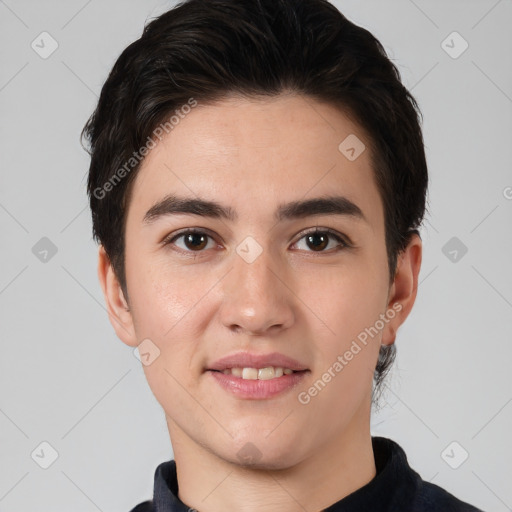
[{"x1": 161, "y1": 227, "x2": 351, "y2": 255}]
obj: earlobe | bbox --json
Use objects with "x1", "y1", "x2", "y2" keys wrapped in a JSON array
[
  {"x1": 381, "y1": 233, "x2": 422, "y2": 346},
  {"x1": 97, "y1": 245, "x2": 138, "y2": 347}
]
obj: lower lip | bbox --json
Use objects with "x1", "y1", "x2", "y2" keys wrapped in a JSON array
[{"x1": 207, "y1": 370, "x2": 309, "y2": 399}]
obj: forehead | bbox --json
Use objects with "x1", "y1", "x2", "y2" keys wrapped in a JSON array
[{"x1": 126, "y1": 93, "x2": 383, "y2": 227}]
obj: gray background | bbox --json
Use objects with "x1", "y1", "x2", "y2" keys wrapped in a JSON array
[{"x1": 1, "y1": 0, "x2": 511, "y2": 511}]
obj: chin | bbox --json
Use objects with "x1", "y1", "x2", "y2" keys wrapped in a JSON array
[
  {"x1": 226, "y1": 449, "x2": 301, "y2": 471},
  {"x1": 220, "y1": 433, "x2": 307, "y2": 470}
]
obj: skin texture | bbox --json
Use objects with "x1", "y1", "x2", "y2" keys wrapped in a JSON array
[{"x1": 98, "y1": 93, "x2": 422, "y2": 512}]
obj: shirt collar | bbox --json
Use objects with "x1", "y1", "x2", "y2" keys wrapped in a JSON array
[{"x1": 151, "y1": 436, "x2": 420, "y2": 511}]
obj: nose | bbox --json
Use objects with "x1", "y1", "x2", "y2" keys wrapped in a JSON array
[{"x1": 219, "y1": 242, "x2": 295, "y2": 336}]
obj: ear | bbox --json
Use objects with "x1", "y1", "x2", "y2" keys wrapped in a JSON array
[
  {"x1": 381, "y1": 233, "x2": 422, "y2": 346},
  {"x1": 97, "y1": 245, "x2": 138, "y2": 347}
]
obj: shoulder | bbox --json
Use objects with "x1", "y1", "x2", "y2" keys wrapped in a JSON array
[
  {"x1": 128, "y1": 500, "x2": 154, "y2": 512},
  {"x1": 372, "y1": 436, "x2": 484, "y2": 512},
  {"x1": 414, "y1": 480, "x2": 484, "y2": 512}
]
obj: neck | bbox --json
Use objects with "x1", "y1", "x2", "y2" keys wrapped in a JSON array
[{"x1": 167, "y1": 404, "x2": 376, "y2": 512}]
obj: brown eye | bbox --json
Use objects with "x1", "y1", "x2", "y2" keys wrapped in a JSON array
[
  {"x1": 293, "y1": 229, "x2": 349, "y2": 253},
  {"x1": 164, "y1": 230, "x2": 215, "y2": 252},
  {"x1": 305, "y1": 232, "x2": 329, "y2": 251},
  {"x1": 182, "y1": 232, "x2": 208, "y2": 251}
]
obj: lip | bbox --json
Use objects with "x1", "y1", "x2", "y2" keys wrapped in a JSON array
[
  {"x1": 206, "y1": 351, "x2": 308, "y2": 372},
  {"x1": 207, "y1": 369, "x2": 309, "y2": 399}
]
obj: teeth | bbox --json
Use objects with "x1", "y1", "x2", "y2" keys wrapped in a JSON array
[
  {"x1": 232, "y1": 367, "x2": 243, "y2": 377},
  {"x1": 242, "y1": 367, "x2": 258, "y2": 380},
  {"x1": 220, "y1": 366, "x2": 297, "y2": 380}
]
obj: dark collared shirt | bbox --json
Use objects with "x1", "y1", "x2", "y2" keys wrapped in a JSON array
[{"x1": 129, "y1": 436, "x2": 483, "y2": 511}]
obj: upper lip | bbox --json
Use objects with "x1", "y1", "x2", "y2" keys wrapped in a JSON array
[{"x1": 207, "y1": 351, "x2": 309, "y2": 372}]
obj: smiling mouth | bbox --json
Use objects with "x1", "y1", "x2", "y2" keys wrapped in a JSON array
[{"x1": 209, "y1": 366, "x2": 308, "y2": 380}]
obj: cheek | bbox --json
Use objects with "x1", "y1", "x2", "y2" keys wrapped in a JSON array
[
  {"x1": 127, "y1": 255, "x2": 211, "y2": 392},
  {"x1": 142, "y1": 354, "x2": 213, "y2": 443},
  {"x1": 303, "y1": 251, "x2": 389, "y2": 398},
  {"x1": 299, "y1": 270, "x2": 385, "y2": 421},
  {"x1": 312, "y1": 261, "x2": 389, "y2": 342},
  {"x1": 131, "y1": 263, "x2": 208, "y2": 420},
  {"x1": 127, "y1": 251, "x2": 204, "y2": 338}
]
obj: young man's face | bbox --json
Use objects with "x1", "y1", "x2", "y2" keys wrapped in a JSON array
[{"x1": 99, "y1": 94, "x2": 421, "y2": 468}]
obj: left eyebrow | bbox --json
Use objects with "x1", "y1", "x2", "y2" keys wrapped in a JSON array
[
  {"x1": 275, "y1": 196, "x2": 366, "y2": 223},
  {"x1": 142, "y1": 194, "x2": 367, "y2": 225}
]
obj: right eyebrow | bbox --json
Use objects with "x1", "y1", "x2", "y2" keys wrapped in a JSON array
[{"x1": 143, "y1": 195, "x2": 237, "y2": 224}]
